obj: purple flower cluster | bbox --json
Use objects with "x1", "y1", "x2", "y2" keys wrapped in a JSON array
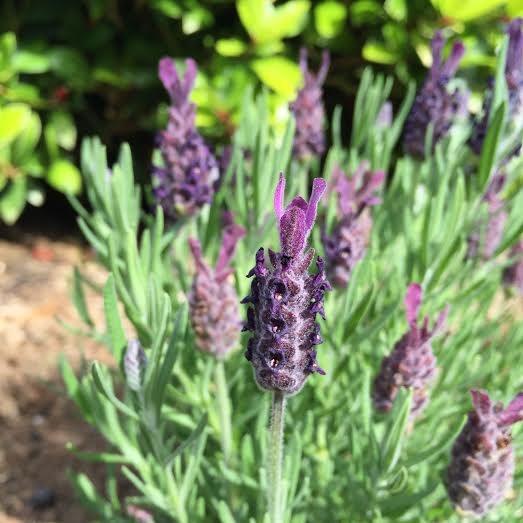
[
  {"x1": 446, "y1": 390, "x2": 523, "y2": 517},
  {"x1": 153, "y1": 57, "x2": 219, "y2": 221},
  {"x1": 503, "y1": 240, "x2": 523, "y2": 293},
  {"x1": 242, "y1": 176, "x2": 331, "y2": 395},
  {"x1": 373, "y1": 284, "x2": 448, "y2": 420},
  {"x1": 189, "y1": 213, "x2": 245, "y2": 359},
  {"x1": 322, "y1": 163, "x2": 385, "y2": 288},
  {"x1": 467, "y1": 173, "x2": 507, "y2": 260},
  {"x1": 471, "y1": 19, "x2": 523, "y2": 155},
  {"x1": 290, "y1": 48, "x2": 330, "y2": 161},
  {"x1": 403, "y1": 32, "x2": 467, "y2": 158}
]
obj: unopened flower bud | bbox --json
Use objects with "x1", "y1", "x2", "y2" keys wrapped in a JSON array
[
  {"x1": 503, "y1": 240, "x2": 523, "y2": 293},
  {"x1": 124, "y1": 339, "x2": 147, "y2": 392}
]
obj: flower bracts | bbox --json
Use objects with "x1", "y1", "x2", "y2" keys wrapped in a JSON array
[
  {"x1": 446, "y1": 390, "x2": 523, "y2": 517},
  {"x1": 322, "y1": 163, "x2": 385, "y2": 288},
  {"x1": 403, "y1": 32, "x2": 467, "y2": 158},
  {"x1": 189, "y1": 214, "x2": 245, "y2": 359},
  {"x1": 290, "y1": 48, "x2": 330, "y2": 161},
  {"x1": 373, "y1": 284, "x2": 447, "y2": 419},
  {"x1": 153, "y1": 57, "x2": 219, "y2": 221},
  {"x1": 243, "y1": 175, "x2": 331, "y2": 395}
]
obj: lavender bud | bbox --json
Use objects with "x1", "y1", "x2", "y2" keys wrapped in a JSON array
[
  {"x1": 446, "y1": 390, "x2": 523, "y2": 517},
  {"x1": 189, "y1": 213, "x2": 245, "y2": 359},
  {"x1": 152, "y1": 57, "x2": 219, "y2": 222},
  {"x1": 376, "y1": 101, "x2": 393, "y2": 129},
  {"x1": 290, "y1": 48, "x2": 330, "y2": 161},
  {"x1": 403, "y1": 32, "x2": 467, "y2": 158},
  {"x1": 124, "y1": 339, "x2": 147, "y2": 392},
  {"x1": 503, "y1": 240, "x2": 523, "y2": 292},
  {"x1": 127, "y1": 505, "x2": 155, "y2": 523},
  {"x1": 372, "y1": 284, "x2": 448, "y2": 420},
  {"x1": 322, "y1": 163, "x2": 385, "y2": 288},
  {"x1": 242, "y1": 175, "x2": 331, "y2": 395},
  {"x1": 471, "y1": 19, "x2": 523, "y2": 155}
]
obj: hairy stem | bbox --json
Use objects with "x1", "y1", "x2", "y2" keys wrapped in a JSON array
[
  {"x1": 215, "y1": 359, "x2": 232, "y2": 463},
  {"x1": 268, "y1": 391, "x2": 287, "y2": 523}
]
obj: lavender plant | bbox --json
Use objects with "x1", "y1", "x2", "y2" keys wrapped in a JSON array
[{"x1": 62, "y1": 26, "x2": 523, "y2": 523}]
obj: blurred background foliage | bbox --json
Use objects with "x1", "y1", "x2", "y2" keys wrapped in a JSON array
[{"x1": 1, "y1": 0, "x2": 523, "y2": 225}]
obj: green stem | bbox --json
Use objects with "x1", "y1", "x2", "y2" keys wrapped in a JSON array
[
  {"x1": 268, "y1": 391, "x2": 287, "y2": 523},
  {"x1": 215, "y1": 359, "x2": 232, "y2": 463}
]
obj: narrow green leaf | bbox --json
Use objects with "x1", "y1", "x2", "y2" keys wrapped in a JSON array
[{"x1": 103, "y1": 275, "x2": 126, "y2": 361}]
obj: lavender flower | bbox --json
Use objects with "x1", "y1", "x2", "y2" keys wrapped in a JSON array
[
  {"x1": 467, "y1": 173, "x2": 507, "y2": 260},
  {"x1": 242, "y1": 175, "x2": 330, "y2": 395},
  {"x1": 290, "y1": 48, "x2": 330, "y2": 161},
  {"x1": 446, "y1": 390, "x2": 523, "y2": 517},
  {"x1": 376, "y1": 101, "x2": 393, "y2": 129},
  {"x1": 189, "y1": 214, "x2": 245, "y2": 359},
  {"x1": 471, "y1": 19, "x2": 523, "y2": 155},
  {"x1": 124, "y1": 339, "x2": 147, "y2": 392},
  {"x1": 322, "y1": 163, "x2": 385, "y2": 288},
  {"x1": 403, "y1": 32, "x2": 467, "y2": 158},
  {"x1": 503, "y1": 240, "x2": 523, "y2": 293},
  {"x1": 152, "y1": 57, "x2": 219, "y2": 221},
  {"x1": 373, "y1": 284, "x2": 448, "y2": 419}
]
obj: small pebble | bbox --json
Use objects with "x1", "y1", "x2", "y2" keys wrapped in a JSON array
[{"x1": 29, "y1": 487, "x2": 56, "y2": 509}]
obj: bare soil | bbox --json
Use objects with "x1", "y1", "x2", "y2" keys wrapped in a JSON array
[{"x1": 0, "y1": 233, "x2": 113, "y2": 523}]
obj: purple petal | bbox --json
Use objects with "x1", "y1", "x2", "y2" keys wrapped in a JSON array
[
  {"x1": 274, "y1": 173, "x2": 286, "y2": 221},
  {"x1": 470, "y1": 389, "x2": 492, "y2": 414},
  {"x1": 316, "y1": 50, "x2": 330, "y2": 86},
  {"x1": 430, "y1": 31, "x2": 445, "y2": 78},
  {"x1": 183, "y1": 58, "x2": 197, "y2": 95},
  {"x1": 280, "y1": 207, "x2": 306, "y2": 257},
  {"x1": 442, "y1": 41, "x2": 465, "y2": 78},
  {"x1": 305, "y1": 178, "x2": 327, "y2": 231},
  {"x1": 158, "y1": 57, "x2": 178, "y2": 94},
  {"x1": 288, "y1": 196, "x2": 308, "y2": 212},
  {"x1": 404, "y1": 283, "x2": 422, "y2": 327},
  {"x1": 432, "y1": 305, "x2": 449, "y2": 335},
  {"x1": 189, "y1": 237, "x2": 209, "y2": 274},
  {"x1": 498, "y1": 392, "x2": 523, "y2": 427}
]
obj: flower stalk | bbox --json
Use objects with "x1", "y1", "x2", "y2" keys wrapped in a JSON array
[
  {"x1": 268, "y1": 391, "x2": 287, "y2": 523},
  {"x1": 214, "y1": 359, "x2": 233, "y2": 463}
]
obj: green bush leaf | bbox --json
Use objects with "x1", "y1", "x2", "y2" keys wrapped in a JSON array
[
  {"x1": 431, "y1": 0, "x2": 504, "y2": 21},
  {"x1": 11, "y1": 111, "x2": 41, "y2": 164},
  {"x1": 0, "y1": 103, "x2": 31, "y2": 145},
  {"x1": 362, "y1": 42, "x2": 398, "y2": 64},
  {"x1": 216, "y1": 38, "x2": 248, "y2": 57},
  {"x1": 314, "y1": 1, "x2": 347, "y2": 39},
  {"x1": 0, "y1": 177, "x2": 27, "y2": 224},
  {"x1": 13, "y1": 50, "x2": 51, "y2": 73},
  {"x1": 47, "y1": 159, "x2": 82, "y2": 194},
  {"x1": 251, "y1": 56, "x2": 301, "y2": 98}
]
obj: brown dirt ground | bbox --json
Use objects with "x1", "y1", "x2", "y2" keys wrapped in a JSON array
[{"x1": 0, "y1": 233, "x2": 116, "y2": 523}]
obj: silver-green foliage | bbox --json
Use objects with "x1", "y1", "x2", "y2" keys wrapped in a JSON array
[{"x1": 62, "y1": 40, "x2": 523, "y2": 523}]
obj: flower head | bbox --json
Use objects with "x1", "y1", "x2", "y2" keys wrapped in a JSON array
[
  {"x1": 446, "y1": 390, "x2": 523, "y2": 517},
  {"x1": 322, "y1": 163, "x2": 385, "y2": 288},
  {"x1": 290, "y1": 48, "x2": 330, "y2": 160},
  {"x1": 372, "y1": 284, "x2": 448, "y2": 419},
  {"x1": 242, "y1": 175, "x2": 330, "y2": 394},
  {"x1": 189, "y1": 213, "x2": 245, "y2": 359},
  {"x1": 124, "y1": 339, "x2": 147, "y2": 392},
  {"x1": 403, "y1": 32, "x2": 467, "y2": 158},
  {"x1": 153, "y1": 57, "x2": 219, "y2": 221}
]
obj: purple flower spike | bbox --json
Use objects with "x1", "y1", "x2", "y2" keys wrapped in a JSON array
[
  {"x1": 153, "y1": 57, "x2": 219, "y2": 222},
  {"x1": 471, "y1": 19, "x2": 523, "y2": 155},
  {"x1": 372, "y1": 284, "x2": 448, "y2": 420},
  {"x1": 322, "y1": 163, "x2": 385, "y2": 288},
  {"x1": 446, "y1": 390, "x2": 523, "y2": 517},
  {"x1": 243, "y1": 176, "x2": 330, "y2": 395},
  {"x1": 404, "y1": 32, "x2": 468, "y2": 158},
  {"x1": 290, "y1": 48, "x2": 330, "y2": 160},
  {"x1": 189, "y1": 214, "x2": 245, "y2": 359},
  {"x1": 503, "y1": 240, "x2": 523, "y2": 293}
]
